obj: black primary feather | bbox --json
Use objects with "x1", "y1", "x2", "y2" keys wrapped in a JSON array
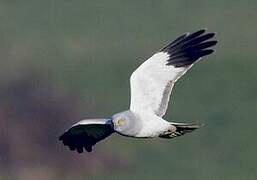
[
  {"x1": 161, "y1": 29, "x2": 217, "y2": 67},
  {"x1": 59, "y1": 124, "x2": 114, "y2": 153}
]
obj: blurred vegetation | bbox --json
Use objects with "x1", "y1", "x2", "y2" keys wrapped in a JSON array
[{"x1": 0, "y1": 0, "x2": 256, "y2": 180}]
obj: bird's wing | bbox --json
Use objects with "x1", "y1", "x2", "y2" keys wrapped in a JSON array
[
  {"x1": 59, "y1": 119, "x2": 114, "y2": 153},
  {"x1": 130, "y1": 29, "x2": 217, "y2": 117}
]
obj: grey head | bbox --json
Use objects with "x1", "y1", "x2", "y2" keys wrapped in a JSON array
[{"x1": 112, "y1": 110, "x2": 142, "y2": 137}]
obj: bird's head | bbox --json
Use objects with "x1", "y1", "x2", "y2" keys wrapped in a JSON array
[
  {"x1": 111, "y1": 111, "x2": 140, "y2": 136},
  {"x1": 112, "y1": 114, "x2": 128, "y2": 133}
]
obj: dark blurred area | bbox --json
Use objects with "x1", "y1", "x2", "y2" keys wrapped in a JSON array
[
  {"x1": 0, "y1": 0, "x2": 256, "y2": 180},
  {"x1": 0, "y1": 73, "x2": 124, "y2": 179}
]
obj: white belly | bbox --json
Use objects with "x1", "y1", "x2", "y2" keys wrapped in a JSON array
[{"x1": 135, "y1": 114, "x2": 171, "y2": 137}]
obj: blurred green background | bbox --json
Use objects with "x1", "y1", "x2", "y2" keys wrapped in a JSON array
[{"x1": 0, "y1": 0, "x2": 256, "y2": 180}]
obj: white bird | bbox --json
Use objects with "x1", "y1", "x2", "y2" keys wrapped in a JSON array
[{"x1": 59, "y1": 29, "x2": 217, "y2": 153}]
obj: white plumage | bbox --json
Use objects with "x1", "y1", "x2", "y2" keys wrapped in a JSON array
[
  {"x1": 59, "y1": 29, "x2": 217, "y2": 153},
  {"x1": 130, "y1": 52, "x2": 191, "y2": 117}
]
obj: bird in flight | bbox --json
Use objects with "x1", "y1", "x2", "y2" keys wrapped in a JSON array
[{"x1": 59, "y1": 29, "x2": 217, "y2": 153}]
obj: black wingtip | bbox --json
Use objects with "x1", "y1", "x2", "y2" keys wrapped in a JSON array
[
  {"x1": 59, "y1": 129, "x2": 94, "y2": 153},
  {"x1": 162, "y1": 29, "x2": 217, "y2": 67},
  {"x1": 59, "y1": 123, "x2": 114, "y2": 154},
  {"x1": 59, "y1": 134, "x2": 92, "y2": 153}
]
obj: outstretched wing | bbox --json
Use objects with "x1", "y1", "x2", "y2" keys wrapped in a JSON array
[
  {"x1": 130, "y1": 29, "x2": 217, "y2": 117},
  {"x1": 59, "y1": 119, "x2": 114, "y2": 153}
]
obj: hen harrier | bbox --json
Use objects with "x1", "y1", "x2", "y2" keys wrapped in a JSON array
[{"x1": 59, "y1": 29, "x2": 217, "y2": 153}]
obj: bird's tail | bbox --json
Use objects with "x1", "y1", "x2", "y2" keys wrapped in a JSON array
[{"x1": 159, "y1": 122, "x2": 202, "y2": 139}]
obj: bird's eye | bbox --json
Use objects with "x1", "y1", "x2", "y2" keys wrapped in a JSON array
[{"x1": 117, "y1": 118, "x2": 125, "y2": 126}]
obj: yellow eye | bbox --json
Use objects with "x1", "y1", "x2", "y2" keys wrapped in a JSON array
[{"x1": 117, "y1": 118, "x2": 125, "y2": 126}]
